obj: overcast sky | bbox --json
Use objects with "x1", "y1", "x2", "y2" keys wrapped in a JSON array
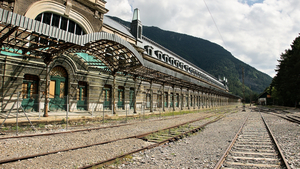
[{"x1": 106, "y1": 0, "x2": 300, "y2": 77}]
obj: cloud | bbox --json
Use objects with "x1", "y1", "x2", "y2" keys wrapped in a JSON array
[{"x1": 105, "y1": 0, "x2": 300, "y2": 78}]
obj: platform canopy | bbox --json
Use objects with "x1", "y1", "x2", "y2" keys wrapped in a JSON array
[
  {"x1": 0, "y1": 8, "x2": 144, "y2": 72},
  {"x1": 0, "y1": 9, "x2": 241, "y2": 99}
]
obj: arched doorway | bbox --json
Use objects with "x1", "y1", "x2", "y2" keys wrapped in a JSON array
[{"x1": 49, "y1": 66, "x2": 68, "y2": 111}]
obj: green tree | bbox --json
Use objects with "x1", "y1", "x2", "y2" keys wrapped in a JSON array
[{"x1": 272, "y1": 34, "x2": 300, "y2": 107}]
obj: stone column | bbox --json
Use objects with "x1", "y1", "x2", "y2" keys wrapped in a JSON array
[
  {"x1": 133, "y1": 76, "x2": 137, "y2": 114},
  {"x1": 205, "y1": 93, "x2": 208, "y2": 108},
  {"x1": 187, "y1": 89, "x2": 190, "y2": 110},
  {"x1": 43, "y1": 63, "x2": 50, "y2": 117},
  {"x1": 162, "y1": 83, "x2": 165, "y2": 112},
  {"x1": 112, "y1": 73, "x2": 117, "y2": 114},
  {"x1": 150, "y1": 81, "x2": 153, "y2": 112},
  {"x1": 173, "y1": 85, "x2": 175, "y2": 111},
  {"x1": 180, "y1": 87, "x2": 183, "y2": 110}
]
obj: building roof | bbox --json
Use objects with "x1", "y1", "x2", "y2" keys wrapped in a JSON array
[{"x1": 103, "y1": 15, "x2": 134, "y2": 38}]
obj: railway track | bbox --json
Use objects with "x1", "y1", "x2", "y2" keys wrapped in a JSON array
[
  {"x1": 0, "y1": 108, "x2": 237, "y2": 168},
  {"x1": 214, "y1": 111, "x2": 290, "y2": 169},
  {"x1": 257, "y1": 107, "x2": 300, "y2": 124},
  {"x1": 79, "y1": 114, "x2": 226, "y2": 169}
]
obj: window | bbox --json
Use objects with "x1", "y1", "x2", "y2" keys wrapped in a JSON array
[
  {"x1": 146, "y1": 93, "x2": 151, "y2": 108},
  {"x1": 184, "y1": 65, "x2": 189, "y2": 71},
  {"x1": 164, "y1": 92, "x2": 168, "y2": 107},
  {"x1": 174, "y1": 60, "x2": 179, "y2": 67},
  {"x1": 169, "y1": 57, "x2": 174, "y2": 65},
  {"x1": 162, "y1": 54, "x2": 168, "y2": 62},
  {"x1": 144, "y1": 46, "x2": 153, "y2": 56},
  {"x1": 103, "y1": 85, "x2": 111, "y2": 109},
  {"x1": 179, "y1": 62, "x2": 184, "y2": 69},
  {"x1": 155, "y1": 50, "x2": 162, "y2": 60},
  {"x1": 170, "y1": 93, "x2": 173, "y2": 107},
  {"x1": 186, "y1": 94, "x2": 188, "y2": 107},
  {"x1": 35, "y1": 12, "x2": 85, "y2": 35},
  {"x1": 176, "y1": 94, "x2": 180, "y2": 107},
  {"x1": 157, "y1": 91, "x2": 162, "y2": 108},
  {"x1": 129, "y1": 88, "x2": 135, "y2": 109},
  {"x1": 149, "y1": 49, "x2": 152, "y2": 56},
  {"x1": 118, "y1": 86, "x2": 124, "y2": 109}
]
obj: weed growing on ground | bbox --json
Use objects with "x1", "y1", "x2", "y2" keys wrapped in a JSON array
[{"x1": 38, "y1": 123, "x2": 45, "y2": 128}]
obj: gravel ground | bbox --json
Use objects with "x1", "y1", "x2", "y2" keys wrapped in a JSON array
[
  {"x1": 1, "y1": 138, "x2": 154, "y2": 169},
  {"x1": 262, "y1": 112, "x2": 300, "y2": 169},
  {"x1": 0, "y1": 111, "x2": 215, "y2": 161},
  {"x1": 0, "y1": 108, "x2": 236, "y2": 168},
  {"x1": 119, "y1": 108, "x2": 249, "y2": 168}
]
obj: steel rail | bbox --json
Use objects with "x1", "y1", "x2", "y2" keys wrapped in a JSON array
[
  {"x1": 0, "y1": 114, "x2": 183, "y2": 140},
  {"x1": 0, "y1": 107, "x2": 226, "y2": 139},
  {"x1": 260, "y1": 109, "x2": 300, "y2": 125},
  {"x1": 213, "y1": 114, "x2": 249, "y2": 169},
  {"x1": 79, "y1": 115, "x2": 225, "y2": 169},
  {"x1": 260, "y1": 113, "x2": 291, "y2": 169},
  {"x1": 214, "y1": 110, "x2": 291, "y2": 169},
  {"x1": 0, "y1": 113, "x2": 221, "y2": 165}
]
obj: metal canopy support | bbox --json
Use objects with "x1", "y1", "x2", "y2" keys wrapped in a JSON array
[{"x1": 0, "y1": 8, "x2": 241, "y2": 106}]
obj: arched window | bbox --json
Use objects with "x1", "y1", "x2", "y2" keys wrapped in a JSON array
[{"x1": 35, "y1": 12, "x2": 85, "y2": 35}]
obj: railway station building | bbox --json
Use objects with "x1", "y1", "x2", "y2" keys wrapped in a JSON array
[{"x1": 0, "y1": 0, "x2": 240, "y2": 117}]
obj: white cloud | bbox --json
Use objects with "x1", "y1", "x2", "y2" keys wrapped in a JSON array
[{"x1": 105, "y1": 0, "x2": 300, "y2": 77}]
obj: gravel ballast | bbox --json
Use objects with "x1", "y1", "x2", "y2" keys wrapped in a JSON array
[
  {"x1": 1, "y1": 107, "x2": 298, "y2": 169},
  {"x1": 262, "y1": 112, "x2": 300, "y2": 169},
  {"x1": 120, "y1": 109, "x2": 248, "y2": 168}
]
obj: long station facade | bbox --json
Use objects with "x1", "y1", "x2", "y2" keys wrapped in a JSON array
[{"x1": 0, "y1": 0, "x2": 240, "y2": 116}]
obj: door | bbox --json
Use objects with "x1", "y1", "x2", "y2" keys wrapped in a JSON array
[
  {"x1": 77, "y1": 82, "x2": 87, "y2": 110},
  {"x1": 21, "y1": 75, "x2": 39, "y2": 111},
  {"x1": 49, "y1": 66, "x2": 68, "y2": 111}
]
